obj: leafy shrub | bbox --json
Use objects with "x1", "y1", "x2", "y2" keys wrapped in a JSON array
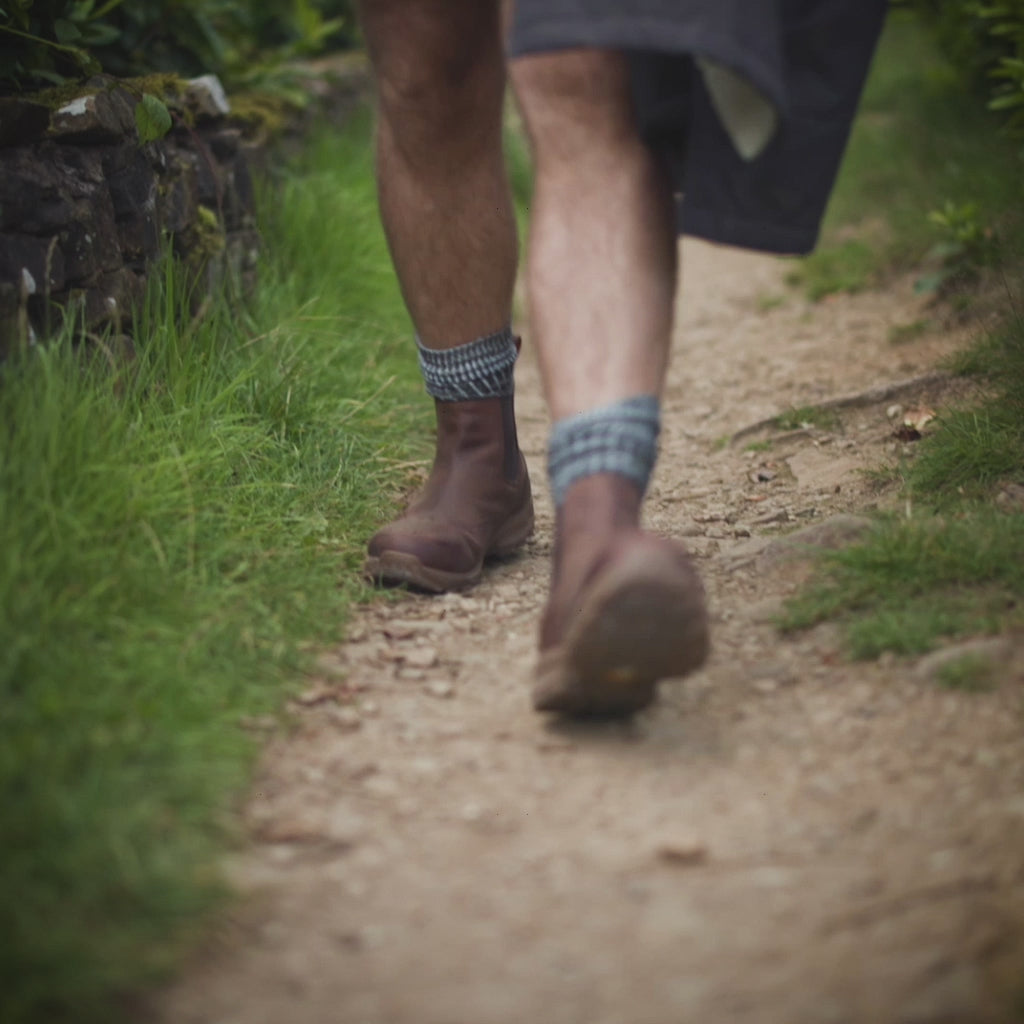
[
  {"x1": 0, "y1": 0, "x2": 355, "y2": 94},
  {"x1": 916, "y1": 199, "x2": 1001, "y2": 293},
  {"x1": 912, "y1": 1, "x2": 1024, "y2": 142}
]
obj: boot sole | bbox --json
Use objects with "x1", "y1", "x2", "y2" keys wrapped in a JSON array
[
  {"x1": 533, "y1": 541, "x2": 710, "y2": 716},
  {"x1": 363, "y1": 502, "x2": 535, "y2": 594}
]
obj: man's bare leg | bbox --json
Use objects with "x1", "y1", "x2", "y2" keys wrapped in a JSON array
[
  {"x1": 512, "y1": 50, "x2": 676, "y2": 417},
  {"x1": 359, "y1": 0, "x2": 533, "y2": 592},
  {"x1": 511, "y1": 49, "x2": 709, "y2": 713},
  {"x1": 358, "y1": 0, "x2": 517, "y2": 346}
]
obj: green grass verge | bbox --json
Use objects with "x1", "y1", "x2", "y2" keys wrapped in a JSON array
[
  {"x1": 915, "y1": 318, "x2": 1024, "y2": 501},
  {"x1": 781, "y1": 305, "x2": 1024, "y2": 664},
  {"x1": 0, "y1": 110, "x2": 427, "y2": 1024},
  {"x1": 782, "y1": 511, "x2": 1024, "y2": 659},
  {"x1": 780, "y1": 11, "x2": 1024, "y2": 661},
  {"x1": 789, "y1": 10, "x2": 1024, "y2": 300}
]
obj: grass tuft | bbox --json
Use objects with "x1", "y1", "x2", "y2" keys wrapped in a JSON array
[
  {"x1": 911, "y1": 317, "x2": 1024, "y2": 500},
  {"x1": 887, "y1": 318, "x2": 931, "y2": 345},
  {"x1": 935, "y1": 653, "x2": 997, "y2": 693},
  {"x1": 782, "y1": 513, "x2": 1024, "y2": 659},
  {"x1": 774, "y1": 405, "x2": 840, "y2": 432},
  {"x1": 787, "y1": 239, "x2": 878, "y2": 300}
]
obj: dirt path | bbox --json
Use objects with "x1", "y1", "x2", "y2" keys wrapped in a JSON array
[{"x1": 152, "y1": 241, "x2": 1024, "y2": 1024}]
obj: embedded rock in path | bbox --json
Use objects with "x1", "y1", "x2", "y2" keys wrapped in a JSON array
[
  {"x1": 785, "y1": 447, "x2": 864, "y2": 492},
  {"x1": 914, "y1": 636, "x2": 1016, "y2": 685},
  {"x1": 755, "y1": 513, "x2": 874, "y2": 568}
]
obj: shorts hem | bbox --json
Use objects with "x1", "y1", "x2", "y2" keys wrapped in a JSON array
[{"x1": 680, "y1": 204, "x2": 818, "y2": 257}]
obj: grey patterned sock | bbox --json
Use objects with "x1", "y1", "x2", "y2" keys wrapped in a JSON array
[
  {"x1": 417, "y1": 326, "x2": 518, "y2": 401},
  {"x1": 547, "y1": 395, "x2": 661, "y2": 507}
]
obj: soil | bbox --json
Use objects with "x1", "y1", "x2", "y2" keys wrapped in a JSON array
[{"x1": 149, "y1": 241, "x2": 1024, "y2": 1024}]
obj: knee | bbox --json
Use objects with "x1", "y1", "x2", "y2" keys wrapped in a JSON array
[
  {"x1": 510, "y1": 50, "x2": 637, "y2": 164},
  {"x1": 359, "y1": 0, "x2": 504, "y2": 124}
]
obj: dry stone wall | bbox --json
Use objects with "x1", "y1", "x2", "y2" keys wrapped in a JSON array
[{"x1": 0, "y1": 75, "x2": 263, "y2": 358}]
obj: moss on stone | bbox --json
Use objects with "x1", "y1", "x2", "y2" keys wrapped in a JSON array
[
  {"x1": 32, "y1": 73, "x2": 189, "y2": 113},
  {"x1": 194, "y1": 204, "x2": 226, "y2": 254},
  {"x1": 30, "y1": 80, "x2": 102, "y2": 110},
  {"x1": 228, "y1": 91, "x2": 291, "y2": 137},
  {"x1": 121, "y1": 73, "x2": 190, "y2": 103}
]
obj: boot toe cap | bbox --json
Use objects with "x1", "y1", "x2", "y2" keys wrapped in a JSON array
[{"x1": 367, "y1": 522, "x2": 482, "y2": 578}]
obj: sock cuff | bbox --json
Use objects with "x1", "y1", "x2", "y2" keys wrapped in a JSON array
[
  {"x1": 417, "y1": 326, "x2": 518, "y2": 401},
  {"x1": 547, "y1": 394, "x2": 661, "y2": 507}
]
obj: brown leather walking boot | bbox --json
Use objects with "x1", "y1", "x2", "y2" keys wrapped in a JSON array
[
  {"x1": 364, "y1": 394, "x2": 534, "y2": 592},
  {"x1": 532, "y1": 474, "x2": 709, "y2": 716}
]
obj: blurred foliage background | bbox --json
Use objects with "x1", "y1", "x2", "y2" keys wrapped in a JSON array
[
  {"x1": 3, "y1": 0, "x2": 1024, "y2": 144},
  {"x1": 0, "y1": 0, "x2": 357, "y2": 93},
  {"x1": 910, "y1": 0, "x2": 1024, "y2": 144}
]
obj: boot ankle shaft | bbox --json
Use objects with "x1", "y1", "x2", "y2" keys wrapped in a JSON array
[
  {"x1": 500, "y1": 394, "x2": 520, "y2": 483},
  {"x1": 434, "y1": 397, "x2": 521, "y2": 482}
]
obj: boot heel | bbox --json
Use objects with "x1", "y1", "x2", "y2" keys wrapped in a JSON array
[{"x1": 490, "y1": 502, "x2": 535, "y2": 558}]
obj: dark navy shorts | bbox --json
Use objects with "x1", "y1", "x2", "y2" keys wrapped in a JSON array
[{"x1": 508, "y1": 0, "x2": 888, "y2": 255}]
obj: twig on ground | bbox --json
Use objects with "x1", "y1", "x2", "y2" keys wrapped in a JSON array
[{"x1": 729, "y1": 371, "x2": 951, "y2": 445}]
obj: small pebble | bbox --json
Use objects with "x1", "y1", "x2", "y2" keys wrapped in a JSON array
[
  {"x1": 328, "y1": 706, "x2": 362, "y2": 731},
  {"x1": 425, "y1": 681, "x2": 454, "y2": 699},
  {"x1": 405, "y1": 646, "x2": 439, "y2": 669},
  {"x1": 460, "y1": 801, "x2": 484, "y2": 822},
  {"x1": 655, "y1": 840, "x2": 709, "y2": 867}
]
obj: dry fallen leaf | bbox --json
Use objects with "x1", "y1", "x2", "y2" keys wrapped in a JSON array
[{"x1": 903, "y1": 406, "x2": 935, "y2": 432}]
